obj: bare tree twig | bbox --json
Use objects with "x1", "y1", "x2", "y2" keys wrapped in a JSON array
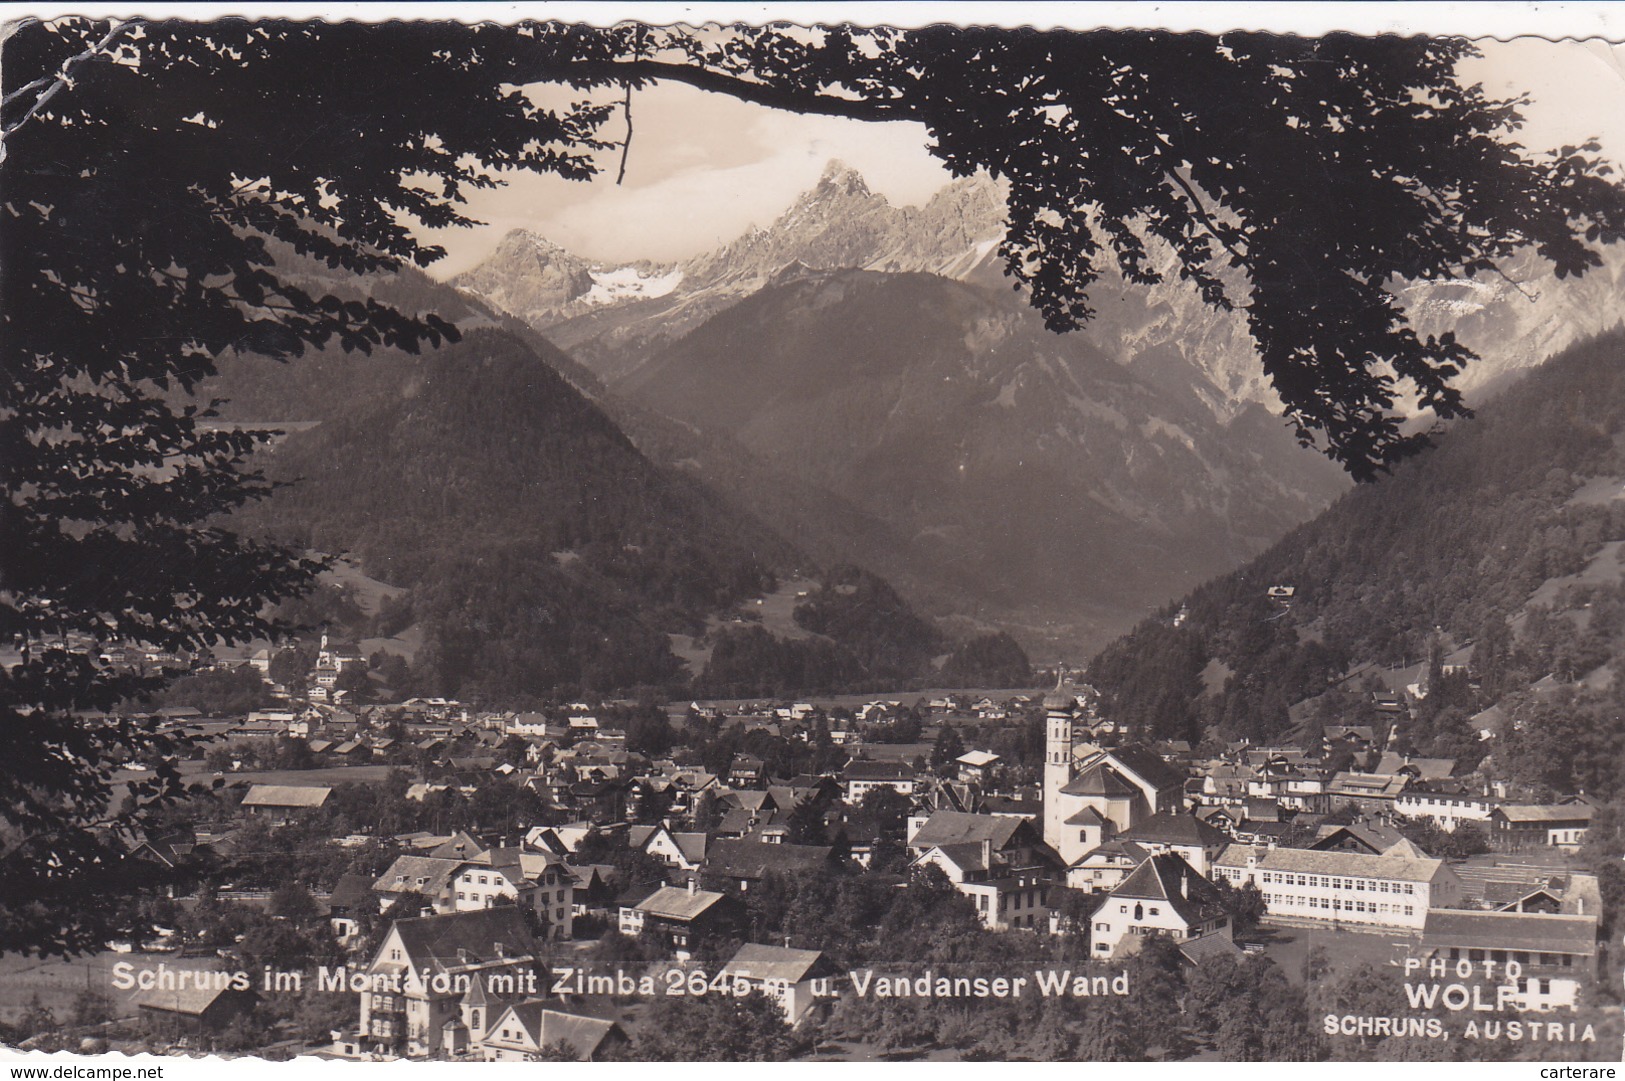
[
  {"x1": 1489, "y1": 264, "x2": 1539, "y2": 301},
  {"x1": 1, "y1": 18, "x2": 144, "y2": 151},
  {"x1": 616, "y1": 83, "x2": 633, "y2": 186}
]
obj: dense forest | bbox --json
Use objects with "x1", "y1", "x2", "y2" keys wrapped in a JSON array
[
  {"x1": 218, "y1": 312, "x2": 1030, "y2": 701},
  {"x1": 229, "y1": 327, "x2": 795, "y2": 698},
  {"x1": 1086, "y1": 329, "x2": 1625, "y2": 799}
]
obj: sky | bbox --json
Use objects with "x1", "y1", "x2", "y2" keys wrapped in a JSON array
[{"x1": 411, "y1": 33, "x2": 1625, "y2": 279}]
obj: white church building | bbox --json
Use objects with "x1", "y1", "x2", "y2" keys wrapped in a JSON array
[{"x1": 1041, "y1": 682, "x2": 1187, "y2": 868}]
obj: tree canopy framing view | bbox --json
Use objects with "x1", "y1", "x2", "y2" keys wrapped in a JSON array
[{"x1": 4, "y1": 15, "x2": 1625, "y2": 959}]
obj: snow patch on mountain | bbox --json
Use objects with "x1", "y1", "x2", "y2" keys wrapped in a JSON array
[{"x1": 581, "y1": 266, "x2": 684, "y2": 306}]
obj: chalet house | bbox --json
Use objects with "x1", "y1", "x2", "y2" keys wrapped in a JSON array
[
  {"x1": 372, "y1": 855, "x2": 463, "y2": 914},
  {"x1": 910, "y1": 842, "x2": 1049, "y2": 930},
  {"x1": 327, "y1": 873, "x2": 376, "y2": 944},
  {"x1": 1258, "y1": 766, "x2": 1329, "y2": 813},
  {"x1": 1201, "y1": 763, "x2": 1257, "y2": 804},
  {"x1": 727, "y1": 753, "x2": 767, "y2": 790},
  {"x1": 717, "y1": 944, "x2": 838, "y2": 1024},
  {"x1": 1213, "y1": 844, "x2": 1464, "y2": 931},
  {"x1": 427, "y1": 831, "x2": 484, "y2": 861},
  {"x1": 842, "y1": 759, "x2": 918, "y2": 803},
  {"x1": 1312, "y1": 822, "x2": 1429, "y2": 859},
  {"x1": 615, "y1": 883, "x2": 662, "y2": 937},
  {"x1": 783, "y1": 774, "x2": 843, "y2": 803},
  {"x1": 239, "y1": 783, "x2": 332, "y2": 823},
  {"x1": 449, "y1": 848, "x2": 575, "y2": 939},
  {"x1": 629, "y1": 882, "x2": 737, "y2": 959},
  {"x1": 630, "y1": 824, "x2": 708, "y2": 872},
  {"x1": 1196, "y1": 805, "x2": 1242, "y2": 835},
  {"x1": 123, "y1": 828, "x2": 197, "y2": 870},
  {"x1": 908, "y1": 810, "x2": 1061, "y2": 930},
  {"x1": 1373, "y1": 753, "x2": 1457, "y2": 782},
  {"x1": 563, "y1": 864, "x2": 620, "y2": 916},
  {"x1": 565, "y1": 778, "x2": 630, "y2": 824},
  {"x1": 1322, "y1": 724, "x2": 1377, "y2": 753},
  {"x1": 1090, "y1": 853, "x2": 1231, "y2": 959},
  {"x1": 344, "y1": 907, "x2": 539, "y2": 1060},
  {"x1": 768, "y1": 782, "x2": 826, "y2": 813},
  {"x1": 480, "y1": 1002, "x2": 629, "y2": 1061},
  {"x1": 717, "y1": 804, "x2": 788, "y2": 839},
  {"x1": 1490, "y1": 805, "x2": 1592, "y2": 850},
  {"x1": 133, "y1": 978, "x2": 257, "y2": 1039},
  {"x1": 1416, "y1": 909, "x2": 1599, "y2": 1011},
  {"x1": 955, "y1": 750, "x2": 1001, "y2": 784},
  {"x1": 1326, "y1": 771, "x2": 1410, "y2": 813},
  {"x1": 1065, "y1": 838, "x2": 1150, "y2": 892},
  {"x1": 1395, "y1": 787, "x2": 1498, "y2": 832},
  {"x1": 704, "y1": 836, "x2": 839, "y2": 893},
  {"x1": 1116, "y1": 811, "x2": 1230, "y2": 876},
  {"x1": 505, "y1": 712, "x2": 552, "y2": 737},
  {"x1": 662, "y1": 769, "x2": 721, "y2": 817},
  {"x1": 981, "y1": 795, "x2": 1042, "y2": 821},
  {"x1": 533, "y1": 823, "x2": 596, "y2": 855}
]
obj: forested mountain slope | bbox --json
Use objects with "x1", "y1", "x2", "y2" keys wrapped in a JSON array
[
  {"x1": 205, "y1": 261, "x2": 959, "y2": 700},
  {"x1": 623, "y1": 266, "x2": 1347, "y2": 641},
  {"x1": 1086, "y1": 330, "x2": 1625, "y2": 800},
  {"x1": 225, "y1": 327, "x2": 798, "y2": 698}
]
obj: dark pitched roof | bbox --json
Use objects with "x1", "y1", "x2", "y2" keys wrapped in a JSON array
[
  {"x1": 719, "y1": 943, "x2": 829, "y2": 984},
  {"x1": 671, "y1": 832, "x2": 709, "y2": 865},
  {"x1": 1073, "y1": 838, "x2": 1151, "y2": 867},
  {"x1": 1059, "y1": 763, "x2": 1138, "y2": 798},
  {"x1": 1121, "y1": 811, "x2": 1229, "y2": 848},
  {"x1": 1110, "y1": 853, "x2": 1227, "y2": 927},
  {"x1": 1180, "y1": 933, "x2": 1244, "y2": 966},
  {"x1": 386, "y1": 907, "x2": 537, "y2": 971},
  {"x1": 635, "y1": 885, "x2": 727, "y2": 921},
  {"x1": 981, "y1": 795, "x2": 1041, "y2": 815},
  {"x1": 1104, "y1": 747, "x2": 1186, "y2": 793},
  {"x1": 372, "y1": 855, "x2": 463, "y2": 898},
  {"x1": 843, "y1": 760, "x2": 917, "y2": 782},
  {"x1": 327, "y1": 873, "x2": 375, "y2": 912},
  {"x1": 615, "y1": 882, "x2": 661, "y2": 909},
  {"x1": 131, "y1": 968, "x2": 250, "y2": 1014},
  {"x1": 1064, "y1": 805, "x2": 1108, "y2": 827},
  {"x1": 928, "y1": 842, "x2": 993, "y2": 873},
  {"x1": 908, "y1": 810, "x2": 1024, "y2": 850},
  {"x1": 718, "y1": 806, "x2": 785, "y2": 835},
  {"x1": 497, "y1": 1002, "x2": 625, "y2": 1058},
  {"x1": 1420, "y1": 910, "x2": 1597, "y2": 955},
  {"x1": 705, "y1": 838, "x2": 835, "y2": 880},
  {"x1": 241, "y1": 783, "x2": 331, "y2": 808},
  {"x1": 428, "y1": 830, "x2": 486, "y2": 860}
]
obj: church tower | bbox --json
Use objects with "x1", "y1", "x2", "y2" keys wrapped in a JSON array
[{"x1": 1041, "y1": 671, "x2": 1075, "y2": 853}]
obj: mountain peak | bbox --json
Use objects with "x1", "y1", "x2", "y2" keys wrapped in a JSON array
[{"x1": 816, "y1": 159, "x2": 872, "y2": 197}]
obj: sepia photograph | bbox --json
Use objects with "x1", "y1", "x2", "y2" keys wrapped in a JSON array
[{"x1": 2, "y1": 1, "x2": 1623, "y2": 1065}]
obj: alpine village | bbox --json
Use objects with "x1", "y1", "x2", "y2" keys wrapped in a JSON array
[{"x1": 7, "y1": 159, "x2": 1625, "y2": 1063}]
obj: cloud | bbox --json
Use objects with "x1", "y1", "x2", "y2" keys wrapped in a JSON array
[
  {"x1": 422, "y1": 38, "x2": 1625, "y2": 279},
  {"x1": 422, "y1": 81, "x2": 950, "y2": 276}
]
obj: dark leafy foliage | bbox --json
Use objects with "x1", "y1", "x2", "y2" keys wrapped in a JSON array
[
  {"x1": 8, "y1": 17, "x2": 1624, "y2": 960},
  {"x1": 1089, "y1": 330, "x2": 1625, "y2": 775},
  {"x1": 939, "y1": 632, "x2": 1033, "y2": 689}
]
